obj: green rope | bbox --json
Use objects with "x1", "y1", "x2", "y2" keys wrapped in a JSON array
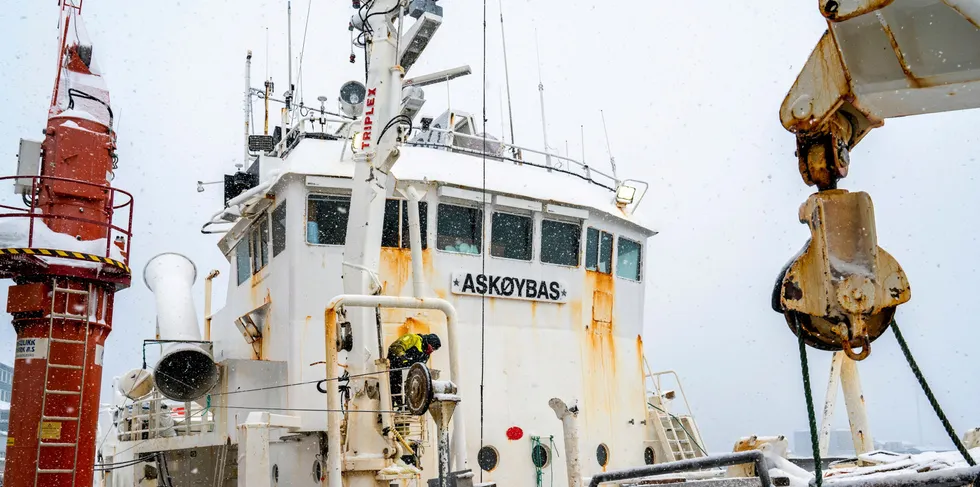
[
  {"x1": 647, "y1": 403, "x2": 709, "y2": 456},
  {"x1": 793, "y1": 313, "x2": 823, "y2": 487},
  {"x1": 531, "y1": 435, "x2": 544, "y2": 487},
  {"x1": 891, "y1": 320, "x2": 976, "y2": 466}
]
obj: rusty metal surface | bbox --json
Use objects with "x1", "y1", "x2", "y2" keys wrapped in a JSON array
[
  {"x1": 820, "y1": 0, "x2": 895, "y2": 22},
  {"x1": 774, "y1": 190, "x2": 910, "y2": 360},
  {"x1": 783, "y1": 0, "x2": 980, "y2": 153}
]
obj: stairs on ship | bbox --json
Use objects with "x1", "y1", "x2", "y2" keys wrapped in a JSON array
[{"x1": 644, "y1": 358, "x2": 708, "y2": 464}]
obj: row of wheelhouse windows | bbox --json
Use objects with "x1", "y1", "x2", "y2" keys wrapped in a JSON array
[{"x1": 235, "y1": 194, "x2": 643, "y2": 285}]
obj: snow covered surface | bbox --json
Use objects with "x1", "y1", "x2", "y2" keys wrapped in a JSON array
[
  {"x1": 820, "y1": 447, "x2": 980, "y2": 481},
  {"x1": 0, "y1": 215, "x2": 126, "y2": 264}
]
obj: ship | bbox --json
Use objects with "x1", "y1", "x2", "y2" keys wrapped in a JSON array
[{"x1": 3, "y1": 1, "x2": 980, "y2": 487}]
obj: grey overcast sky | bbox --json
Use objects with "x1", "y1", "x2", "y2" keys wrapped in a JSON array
[{"x1": 1, "y1": 1, "x2": 978, "y2": 453}]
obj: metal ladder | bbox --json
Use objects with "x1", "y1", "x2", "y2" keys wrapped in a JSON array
[
  {"x1": 660, "y1": 415, "x2": 699, "y2": 460},
  {"x1": 644, "y1": 358, "x2": 706, "y2": 463},
  {"x1": 34, "y1": 278, "x2": 93, "y2": 485}
]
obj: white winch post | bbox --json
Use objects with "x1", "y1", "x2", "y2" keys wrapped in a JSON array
[
  {"x1": 818, "y1": 352, "x2": 844, "y2": 456},
  {"x1": 338, "y1": 1, "x2": 410, "y2": 485},
  {"x1": 840, "y1": 356, "x2": 874, "y2": 455},
  {"x1": 816, "y1": 351, "x2": 874, "y2": 457}
]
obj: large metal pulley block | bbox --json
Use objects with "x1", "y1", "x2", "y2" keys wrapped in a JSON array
[
  {"x1": 773, "y1": 189, "x2": 910, "y2": 360},
  {"x1": 405, "y1": 363, "x2": 435, "y2": 416}
]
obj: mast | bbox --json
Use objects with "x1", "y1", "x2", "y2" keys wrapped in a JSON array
[
  {"x1": 534, "y1": 28, "x2": 552, "y2": 168},
  {"x1": 333, "y1": 2, "x2": 413, "y2": 486},
  {"x1": 2, "y1": 3, "x2": 134, "y2": 486},
  {"x1": 244, "y1": 50, "x2": 253, "y2": 166},
  {"x1": 601, "y1": 110, "x2": 618, "y2": 180},
  {"x1": 498, "y1": 0, "x2": 516, "y2": 147}
]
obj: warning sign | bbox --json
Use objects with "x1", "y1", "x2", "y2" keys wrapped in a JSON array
[
  {"x1": 6, "y1": 437, "x2": 12, "y2": 446},
  {"x1": 40, "y1": 421, "x2": 62, "y2": 440},
  {"x1": 15, "y1": 338, "x2": 48, "y2": 360},
  {"x1": 95, "y1": 344, "x2": 104, "y2": 366}
]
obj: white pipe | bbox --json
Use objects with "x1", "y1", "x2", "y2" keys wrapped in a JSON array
[
  {"x1": 144, "y1": 253, "x2": 219, "y2": 402},
  {"x1": 324, "y1": 306, "x2": 342, "y2": 487},
  {"x1": 324, "y1": 294, "x2": 468, "y2": 472},
  {"x1": 819, "y1": 352, "x2": 844, "y2": 456},
  {"x1": 405, "y1": 186, "x2": 426, "y2": 298},
  {"x1": 841, "y1": 356, "x2": 874, "y2": 455},
  {"x1": 550, "y1": 398, "x2": 583, "y2": 487}
]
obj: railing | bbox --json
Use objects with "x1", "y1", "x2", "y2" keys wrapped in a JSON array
[
  {"x1": 116, "y1": 396, "x2": 215, "y2": 442},
  {"x1": 0, "y1": 175, "x2": 134, "y2": 264},
  {"x1": 408, "y1": 127, "x2": 623, "y2": 192}
]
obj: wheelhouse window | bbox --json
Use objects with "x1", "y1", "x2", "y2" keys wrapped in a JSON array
[
  {"x1": 250, "y1": 215, "x2": 269, "y2": 274},
  {"x1": 383, "y1": 199, "x2": 428, "y2": 249},
  {"x1": 491, "y1": 212, "x2": 532, "y2": 261},
  {"x1": 235, "y1": 238, "x2": 250, "y2": 285},
  {"x1": 272, "y1": 202, "x2": 287, "y2": 257},
  {"x1": 307, "y1": 194, "x2": 350, "y2": 245},
  {"x1": 585, "y1": 227, "x2": 613, "y2": 274},
  {"x1": 541, "y1": 219, "x2": 581, "y2": 267},
  {"x1": 437, "y1": 204, "x2": 482, "y2": 254},
  {"x1": 616, "y1": 237, "x2": 642, "y2": 281}
]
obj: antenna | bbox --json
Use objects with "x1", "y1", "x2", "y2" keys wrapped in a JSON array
[
  {"x1": 600, "y1": 110, "x2": 619, "y2": 180},
  {"x1": 287, "y1": 1, "x2": 293, "y2": 92},
  {"x1": 580, "y1": 124, "x2": 586, "y2": 163},
  {"x1": 498, "y1": 0, "x2": 516, "y2": 148},
  {"x1": 534, "y1": 27, "x2": 552, "y2": 169}
]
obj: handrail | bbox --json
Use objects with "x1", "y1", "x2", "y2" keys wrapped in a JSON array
[
  {"x1": 415, "y1": 127, "x2": 622, "y2": 188},
  {"x1": 0, "y1": 175, "x2": 134, "y2": 264},
  {"x1": 588, "y1": 451, "x2": 772, "y2": 487}
]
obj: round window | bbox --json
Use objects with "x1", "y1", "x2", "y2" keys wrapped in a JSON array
[
  {"x1": 644, "y1": 447, "x2": 655, "y2": 465},
  {"x1": 531, "y1": 444, "x2": 550, "y2": 468},
  {"x1": 478, "y1": 445, "x2": 500, "y2": 471},
  {"x1": 312, "y1": 459, "x2": 323, "y2": 480},
  {"x1": 596, "y1": 443, "x2": 609, "y2": 467}
]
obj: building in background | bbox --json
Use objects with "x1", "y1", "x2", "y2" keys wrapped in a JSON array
[{"x1": 793, "y1": 429, "x2": 856, "y2": 457}]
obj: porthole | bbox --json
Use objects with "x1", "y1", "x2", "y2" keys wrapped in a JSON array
[
  {"x1": 644, "y1": 447, "x2": 655, "y2": 465},
  {"x1": 596, "y1": 443, "x2": 609, "y2": 467},
  {"x1": 531, "y1": 443, "x2": 550, "y2": 468},
  {"x1": 312, "y1": 459, "x2": 323, "y2": 481},
  {"x1": 478, "y1": 445, "x2": 499, "y2": 471}
]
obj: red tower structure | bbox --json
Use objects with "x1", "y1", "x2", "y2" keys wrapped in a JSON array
[{"x1": 1, "y1": 2, "x2": 133, "y2": 486}]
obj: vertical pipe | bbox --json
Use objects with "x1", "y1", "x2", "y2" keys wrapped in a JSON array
[
  {"x1": 840, "y1": 357, "x2": 874, "y2": 455},
  {"x1": 264, "y1": 81, "x2": 271, "y2": 135},
  {"x1": 550, "y1": 398, "x2": 583, "y2": 487},
  {"x1": 819, "y1": 352, "x2": 844, "y2": 456},
  {"x1": 406, "y1": 186, "x2": 426, "y2": 298},
  {"x1": 325, "y1": 308, "x2": 343, "y2": 487},
  {"x1": 438, "y1": 423, "x2": 451, "y2": 487},
  {"x1": 204, "y1": 270, "x2": 219, "y2": 341}
]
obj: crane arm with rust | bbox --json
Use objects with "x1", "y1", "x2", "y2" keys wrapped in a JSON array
[{"x1": 773, "y1": 0, "x2": 980, "y2": 360}]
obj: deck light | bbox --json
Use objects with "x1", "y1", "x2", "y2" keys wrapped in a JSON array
[{"x1": 615, "y1": 184, "x2": 637, "y2": 207}]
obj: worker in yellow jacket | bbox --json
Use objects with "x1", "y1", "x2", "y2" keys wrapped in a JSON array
[{"x1": 388, "y1": 333, "x2": 441, "y2": 405}]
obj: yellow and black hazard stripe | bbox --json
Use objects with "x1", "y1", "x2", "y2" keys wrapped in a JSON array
[{"x1": 0, "y1": 248, "x2": 131, "y2": 273}]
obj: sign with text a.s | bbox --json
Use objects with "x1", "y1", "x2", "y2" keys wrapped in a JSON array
[
  {"x1": 15, "y1": 337, "x2": 48, "y2": 360},
  {"x1": 451, "y1": 272, "x2": 569, "y2": 303}
]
